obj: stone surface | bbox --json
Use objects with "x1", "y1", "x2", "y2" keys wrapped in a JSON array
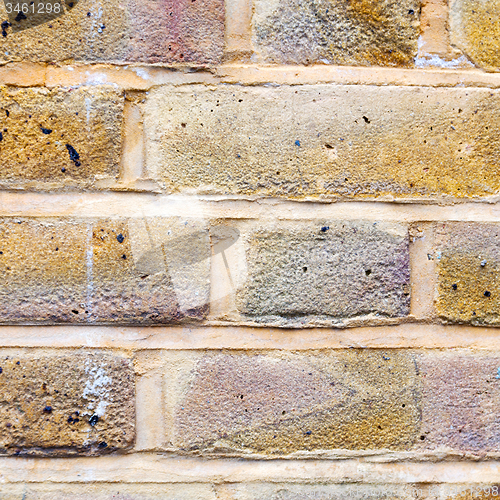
[
  {"x1": 145, "y1": 85, "x2": 500, "y2": 200},
  {"x1": 0, "y1": 484, "x2": 216, "y2": 499},
  {"x1": 0, "y1": 351, "x2": 134, "y2": 455},
  {"x1": 0, "y1": 218, "x2": 209, "y2": 324},
  {"x1": 435, "y1": 223, "x2": 500, "y2": 326},
  {"x1": 252, "y1": 0, "x2": 420, "y2": 66},
  {"x1": 236, "y1": 221, "x2": 409, "y2": 325},
  {"x1": 0, "y1": 0, "x2": 224, "y2": 64},
  {"x1": 174, "y1": 350, "x2": 421, "y2": 454},
  {"x1": 418, "y1": 352, "x2": 500, "y2": 453},
  {"x1": 450, "y1": 0, "x2": 500, "y2": 71},
  {"x1": 0, "y1": 86, "x2": 122, "y2": 190}
]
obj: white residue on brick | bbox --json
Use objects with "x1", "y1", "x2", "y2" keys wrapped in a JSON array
[
  {"x1": 83, "y1": 363, "x2": 112, "y2": 417},
  {"x1": 86, "y1": 223, "x2": 94, "y2": 322}
]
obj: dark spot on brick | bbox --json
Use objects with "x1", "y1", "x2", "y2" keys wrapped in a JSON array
[
  {"x1": 1, "y1": 21, "x2": 10, "y2": 37},
  {"x1": 89, "y1": 414, "x2": 99, "y2": 426},
  {"x1": 321, "y1": 226, "x2": 329, "y2": 232},
  {"x1": 485, "y1": 290, "x2": 491, "y2": 297},
  {"x1": 116, "y1": 234, "x2": 125, "y2": 243},
  {"x1": 5, "y1": 110, "x2": 9, "y2": 117},
  {"x1": 365, "y1": 269, "x2": 372, "y2": 276},
  {"x1": 67, "y1": 416, "x2": 74, "y2": 424},
  {"x1": 0, "y1": 367, "x2": 2, "y2": 374},
  {"x1": 43, "y1": 406, "x2": 53, "y2": 413},
  {"x1": 66, "y1": 144, "x2": 81, "y2": 167},
  {"x1": 295, "y1": 140, "x2": 301, "y2": 147},
  {"x1": 0, "y1": 132, "x2": 3, "y2": 141},
  {"x1": 452, "y1": 284, "x2": 458, "y2": 290},
  {"x1": 98, "y1": 441, "x2": 108, "y2": 448},
  {"x1": 61, "y1": 168, "x2": 66, "y2": 173},
  {"x1": 14, "y1": 11, "x2": 27, "y2": 22},
  {"x1": 16, "y1": 361, "x2": 20, "y2": 365},
  {"x1": 305, "y1": 430, "x2": 312, "y2": 435},
  {"x1": 72, "y1": 310, "x2": 79, "y2": 314},
  {"x1": 40, "y1": 127, "x2": 52, "y2": 135},
  {"x1": 363, "y1": 116, "x2": 370, "y2": 123},
  {"x1": 408, "y1": 9, "x2": 415, "y2": 14},
  {"x1": 122, "y1": 254, "x2": 127, "y2": 259}
]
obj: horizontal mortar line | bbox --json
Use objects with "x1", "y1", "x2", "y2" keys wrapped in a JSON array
[
  {"x1": 3, "y1": 193, "x2": 500, "y2": 221},
  {"x1": 0, "y1": 324, "x2": 500, "y2": 349},
  {"x1": 1, "y1": 454, "x2": 500, "y2": 483},
  {"x1": 2, "y1": 62, "x2": 500, "y2": 89}
]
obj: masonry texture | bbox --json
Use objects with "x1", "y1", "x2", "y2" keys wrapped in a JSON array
[{"x1": 1, "y1": 0, "x2": 500, "y2": 495}]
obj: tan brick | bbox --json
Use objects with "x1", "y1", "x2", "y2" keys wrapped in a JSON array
[
  {"x1": 0, "y1": 0, "x2": 224, "y2": 64},
  {"x1": 450, "y1": 0, "x2": 500, "y2": 71},
  {"x1": 174, "y1": 350, "x2": 421, "y2": 455},
  {"x1": 252, "y1": 0, "x2": 420, "y2": 67},
  {"x1": 0, "y1": 350, "x2": 134, "y2": 455},
  {"x1": 434, "y1": 223, "x2": 500, "y2": 325},
  {"x1": 0, "y1": 86, "x2": 122, "y2": 190},
  {"x1": 234, "y1": 221, "x2": 410, "y2": 327},
  {"x1": 418, "y1": 352, "x2": 500, "y2": 453},
  {"x1": 0, "y1": 218, "x2": 210, "y2": 324},
  {"x1": 220, "y1": 483, "x2": 421, "y2": 500},
  {"x1": 145, "y1": 85, "x2": 500, "y2": 200},
  {"x1": 0, "y1": 483, "x2": 216, "y2": 499}
]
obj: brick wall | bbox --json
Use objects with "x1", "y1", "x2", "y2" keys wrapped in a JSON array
[{"x1": 1, "y1": 0, "x2": 500, "y2": 497}]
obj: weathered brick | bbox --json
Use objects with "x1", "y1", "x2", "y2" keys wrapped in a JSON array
[
  {"x1": 235, "y1": 221, "x2": 409, "y2": 326},
  {"x1": 145, "y1": 85, "x2": 500, "y2": 200},
  {"x1": 174, "y1": 350, "x2": 421, "y2": 454},
  {"x1": 0, "y1": 350, "x2": 134, "y2": 455},
  {"x1": 434, "y1": 223, "x2": 500, "y2": 325},
  {"x1": 0, "y1": 0, "x2": 224, "y2": 64},
  {"x1": 450, "y1": 0, "x2": 500, "y2": 71},
  {"x1": 418, "y1": 352, "x2": 500, "y2": 453},
  {"x1": 0, "y1": 86, "x2": 122, "y2": 190},
  {"x1": 0, "y1": 218, "x2": 209, "y2": 324},
  {"x1": 252, "y1": 0, "x2": 420, "y2": 66},
  {"x1": 222, "y1": 483, "x2": 420, "y2": 500}
]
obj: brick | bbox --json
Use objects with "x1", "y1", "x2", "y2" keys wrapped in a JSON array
[
  {"x1": 0, "y1": 350, "x2": 134, "y2": 455},
  {"x1": 235, "y1": 221, "x2": 409, "y2": 326},
  {"x1": 0, "y1": 86, "x2": 122, "y2": 190},
  {"x1": 418, "y1": 352, "x2": 500, "y2": 453},
  {"x1": 0, "y1": 218, "x2": 209, "y2": 324},
  {"x1": 0, "y1": 484, "x2": 216, "y2": 499},
  {"x1": 252, "y1": 0, "x2": 420, "y2": 66},
  {"x1": 174, "y1": 350, "x2": 421, "y2": 454},
  {"x1": 145, "y1": 85, "x2": 500, "y2": 200},
  {"x1": 0, "y1": 0, "x2": 224, "y2": 64},
  {"x1": 450, "y1": 0, "x2": 500, "y2": 71},
  {"x1": 434, "y1": 223, "x2": 500, "y2": 325},
  {"x1": 221, "y1": 483, "x2": 419, "y2": 500}
]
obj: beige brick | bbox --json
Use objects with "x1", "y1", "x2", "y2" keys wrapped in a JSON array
[
  {"x1": 219, "y1": 483, "x2": 421, "y2": 500},
  {"x1": 0, "y1": 218, "x2": 209, "y2": 324},
  {"x1": 252, "y1": 0, "x2": 420, "y2": 66},
  {"x1": 235, "y1": 221, "x2": 410, "y2": 327},
  {"x1": 418, "y1": 352, "x2": 500, "y2": 453},
  {"x1": 0, "y1": 483, "x2": 216, "y2": 499},
  {"x1": 434, "y1": 223, "x2": 500, "y2": 325},
  {"x1": 145, "y1": 85, "x2": 500, "y2": 200},
  {"x1": 0, "y1": 0, "x2": 224, "y2": 64},
  {"x1": 173, "y1": 350, "x2": 421, "y2": 455},
  {"x1": 0, "y1": 86, "x2": 122, "y2": 190},
  {"x1": 450, "y1": 0, "x2": 500, "y2": 71},
  {"x1": 0, "y1": 350, "x2": 134, "y2": 455}
]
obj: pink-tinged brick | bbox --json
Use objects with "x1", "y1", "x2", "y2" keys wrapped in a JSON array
[{"x1": 0, "y1": 0, "x2": 224, "y2": 64}]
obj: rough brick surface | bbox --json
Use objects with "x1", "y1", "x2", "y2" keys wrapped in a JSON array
[
  {"x1": 0, "y1": 351, "x2": 134, "y2": 455},
  {"x1": 0, "y1": 484, "x2": 216, "y2": 499},
  {"x1": 450, "y1": 0, "x2": 500, "y2": 71},
  {"x1": 145, "y1": 85, "x2": 500, "y2": 200},
  {"x1": 435, "y1": 223, "x2": 500, "y2": 325},
  {"x1": 236, "y1": 221, "x2": 410, "y2": 326},
  {"x1": 418, "y1": 352, "x2": 500, "y2": 452},
  {"x1": 0, "y1": 0, "x2": 224, "y2": 64},
  {"x1": 174, "y1": 350, "x2": 421, "y2": 454},
  {"x1": 0, "y1": 86, "x2": 122, "y2": 190},
  {"x1": 0, "y1": 218, "x2": 209, "y2": 324},
  {"x1": 252, "y1": 0, "x2": 420, "y2": 66}
]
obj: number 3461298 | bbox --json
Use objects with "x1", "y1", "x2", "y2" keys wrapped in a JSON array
[{"x1": 5, "y1": 3, "x2": 63, "y2": 14}]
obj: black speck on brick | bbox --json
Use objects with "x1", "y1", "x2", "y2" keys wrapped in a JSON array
[
  {"x1": 116, "y1": 234, "x2": 125, "y2": 243},
  {"x1": 14, "y1": 11, "x2": 27, "y2": 22},
  {"x1": 1, "y1": 21, "x2": 10, "y2": 37},
  {"x1": 89, "y1": 414, "x2": 99, "y2": 426},
  {"x1": 0, "y1": 132, "x2": 3, "y2": 142},
  {"x1": 66, "y1": 144, "x2": 81, "y2": 167},
  {"x1": 41, "y1": 127, "x2": 52, "y2": 135}
]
